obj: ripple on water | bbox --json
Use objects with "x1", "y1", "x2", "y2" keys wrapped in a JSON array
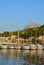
[{"x1": 0, "y1": 49, "x2": 44, "y2": 65}]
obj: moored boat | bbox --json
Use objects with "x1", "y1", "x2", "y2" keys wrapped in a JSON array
[
  {"x1": 30, "y1": 44, "x2": 37, "y2": 50},
  {"x1": 36, "y1": 44, "x2": 43, "y2": 50},
  {"x1": 21, "y1": 43, "x2": 30, "y2": 50},
  {"x1": 2, "y1": 42, "x2": 8, "y2": 49},
  {"x1": 14, "y1": 44, "x2": 21, "y2": 49},
  {"x1": 8, "y1": 43, "x2": 15, "y2": 49}
]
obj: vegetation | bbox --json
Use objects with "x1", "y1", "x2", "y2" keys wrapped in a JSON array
[{"x1": 0, "y1": 24, "x2": 44, "y2": 38}]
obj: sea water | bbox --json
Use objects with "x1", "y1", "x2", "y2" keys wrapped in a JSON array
[{"x1": 0, "y1": 49, "x2": 44, "y2": 65}]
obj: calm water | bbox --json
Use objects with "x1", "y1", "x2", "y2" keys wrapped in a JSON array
[{"x1": 0, "y1": 49, "x2": 44, "y2": 65}]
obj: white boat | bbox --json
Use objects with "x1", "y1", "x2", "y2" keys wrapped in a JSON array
[
  {"x1": 14, "y1": 27, "x2": 22, "y2": 50},
  {"x1": 22, "y1": 43, "x2": 30, "y2": 50},
  {"x1": 36, "y1": 44, "x2": 43, "y2": 50},
  {"x1": 15, "y1": 44, "x2": 21, "y2": 49},
  {"x1": 30, "y1": 44, "x2": 37, "y2": 50},
  {"x1": 2, "y1": 42, "x2": 8, "y2": 49},
  {"x1": 8, "y1": 43, "x2": 15, "y2": 49}
]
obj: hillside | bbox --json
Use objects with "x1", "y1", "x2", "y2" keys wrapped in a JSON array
[{"x1": 24, "y1": 23, "x2": 41, "y2": 29}]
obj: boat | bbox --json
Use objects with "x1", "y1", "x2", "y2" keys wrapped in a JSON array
[
  {"x1": 30, "y1": 44, "x2": 37, "y2": 50},
  {"x1": 36, "y1": 44, "x2": 43, "y2": 50},
  {"x1": 14, "y1": 44, "x2": 21, "y2": 49},
  {"x1": 21, "y1": 43, "x2": 30, "y2": 50},
  {"x1": 2, "y1": 42, "x2": 8, "y2": 49},
  {"x1": 8, "y1": 43, "x2": 15, "y2": 49},
  {"x1": 14, "y1": 27, "x2": 21, "y2": 50}
]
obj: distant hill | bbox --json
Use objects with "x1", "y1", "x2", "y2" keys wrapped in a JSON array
[{"x1": 24, "y1": 23, "x2": 41, "y2": 29}]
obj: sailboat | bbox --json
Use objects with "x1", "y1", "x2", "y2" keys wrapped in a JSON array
[
  {"x1": 15, "y1": 28, "x2": 21, "y2": 49},
  {"x1": 2, "y1": 42, "x2": 8, "y2": 49},
  {"x1": 36, "y1": 30, "x2": 43, "y2": 50},
  {"x1": 8, "y1": 43, "x2": 15, "y2": 49},
  {"x1": 21, "y1": 32, "x2": 30, "y2": 50},
  {"x1": 36, "y1": 44, "x2": 43, "y2": 50},
  {"x1": 29, "y1": 29, "x2": 37, "y2": 50},
  {"x1": 30, "y1": 44, "x2": 37, "y2": 50},
  {"x1": 22, "y1": 43, "x2": 30, "y2": 50},
  {"x1": 7, "y1": 32, "x2": 15, "y2": 49}
]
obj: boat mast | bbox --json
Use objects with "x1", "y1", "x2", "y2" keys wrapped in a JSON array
[{"x1": 18, "y1": 27, "x2": 19, "y2": 45}]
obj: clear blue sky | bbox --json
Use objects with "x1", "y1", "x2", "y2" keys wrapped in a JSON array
[{"x1": 0, "y1": 0, "x2": 44, "y2": 32}]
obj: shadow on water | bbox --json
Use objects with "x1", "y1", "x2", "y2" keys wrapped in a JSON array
[{"x1": 0, "y1": 49, "x2": 44, "y2": 65}]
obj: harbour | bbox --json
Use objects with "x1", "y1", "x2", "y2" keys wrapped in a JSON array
[{"x1": 0, "y1": 0, "x2": 44, "y2": 65}]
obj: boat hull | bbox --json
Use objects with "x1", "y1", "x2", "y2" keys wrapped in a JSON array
[
  {"x1": 14, "y1": 46, "x2": 21, "y2": 49},
  {"x1": 21, "y1": 43, "x2": 30, "y2": 50}
]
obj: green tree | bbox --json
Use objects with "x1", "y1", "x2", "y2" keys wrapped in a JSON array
[{"x1": 3, "y1": 31, "x2": 10, "y2": 37}]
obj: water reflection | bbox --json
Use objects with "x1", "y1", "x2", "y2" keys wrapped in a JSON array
[{"x1": 0, "y1": 49, "x2": 44, "y2": 65}]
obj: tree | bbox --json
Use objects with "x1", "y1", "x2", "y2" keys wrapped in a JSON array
[{"x1": 3, "y1": 31, "x2": 10, "y2": 37}]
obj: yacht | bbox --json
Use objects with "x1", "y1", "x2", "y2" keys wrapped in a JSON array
[
  {"x1": 36, "y1": 44, "x2": 43, "y2": 50},
  {"x1": 30, "y1": 44, "x2": 37, "y2": 50},
  {"x1": 14, "y1": 27, "x2": 22, "y2": 50},
  {"x1": 21, "y1": 43, "x2": 30, "y2": 50},
  {"x1": 8, "y1": 43, "x2": 15, "y2": 49},
  {"x1": 2, "y1": 42, "x2": 8, "y2": 49},
  {"x1": 14, "y1": 44, "x2": 21, "y2": 49}
]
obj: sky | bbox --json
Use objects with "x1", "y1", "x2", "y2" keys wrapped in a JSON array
[{"x1": 0, "y1": 0, "x2": 44, "y2": 32}]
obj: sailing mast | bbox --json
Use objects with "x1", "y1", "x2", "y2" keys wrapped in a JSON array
[{"x1": 17, "y1": 27, "x2": 19, "y2": 45}]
